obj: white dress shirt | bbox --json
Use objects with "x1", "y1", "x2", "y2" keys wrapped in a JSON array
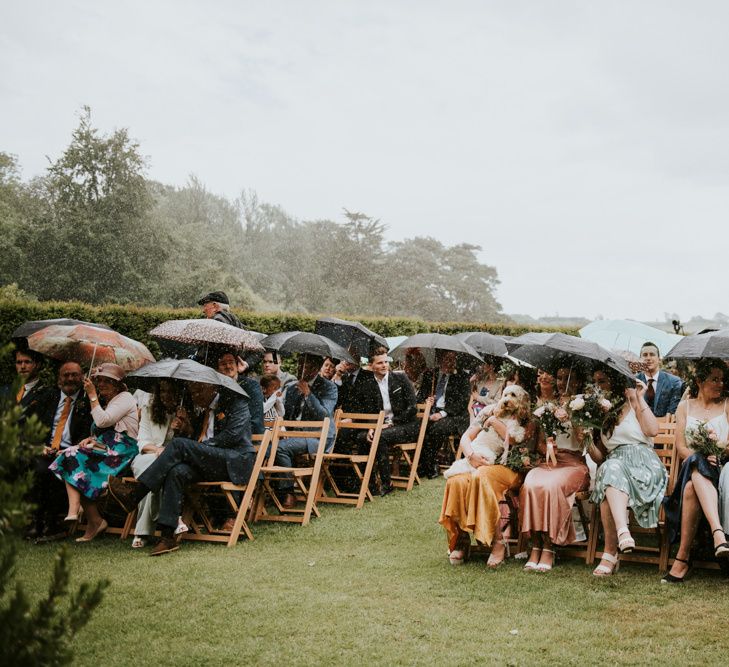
[{"x1": 375, "y1": 372, "x2": 393, "y2": 422}]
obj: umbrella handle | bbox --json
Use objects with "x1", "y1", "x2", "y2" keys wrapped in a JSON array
[
  {"x1": 87, "y1": 343, "x2": 98, "y2": 378},
  {"x1": 431, "y1": 373, "x2": 436, "y2": 397}
]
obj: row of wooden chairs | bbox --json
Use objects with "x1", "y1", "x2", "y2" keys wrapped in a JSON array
[{"x1": 104, "y1": 403, "x2": 435, "y2": 547}]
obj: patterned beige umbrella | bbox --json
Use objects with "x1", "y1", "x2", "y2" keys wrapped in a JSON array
[{"x1": 150, "y1": 319, "x2": 264, "y2": 353}]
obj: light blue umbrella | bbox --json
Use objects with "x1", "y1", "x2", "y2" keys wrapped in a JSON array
[{"x1": 579, "y1": 319, "x2": 683, "y2": 357}]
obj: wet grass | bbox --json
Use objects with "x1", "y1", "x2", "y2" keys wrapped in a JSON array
[{"x1": 15, "y1": 479, "x2": 729, "y2": 666}]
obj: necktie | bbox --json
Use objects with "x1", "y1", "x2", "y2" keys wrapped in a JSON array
[
  {"x1": 645, "y1": 378, "x2": 655, "y2": 407},
  {"x1": 16, "y1": 384, "x2": 25, "y2": 403},
  {"x1": 51, "y1": 396, "x2": 73, "y2": 451},
  {"x1": 435, "y1": 373, "x2": 448, "y2": 403},
  {"x1": 198, "y1": 410, "x2": 210, "y2": 442}
]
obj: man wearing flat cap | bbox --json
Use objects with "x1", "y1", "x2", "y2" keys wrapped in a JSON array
[{"x1": 198, "y1": 290, "x2": 244, "y2": 329}]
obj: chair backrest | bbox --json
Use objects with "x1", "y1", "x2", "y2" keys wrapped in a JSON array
[
  {"x1": 414, "y1": 402, "x2": 432, "y2": 444},
  {"x1": 334, "y1": 411, "x2": 386, "y2": 431},
  {"x1": 653, "y1": 432, "x2": 677, "y2": 493},
  {"x1": 265, "y1": 419, "x2": 330, "y2": 465}
]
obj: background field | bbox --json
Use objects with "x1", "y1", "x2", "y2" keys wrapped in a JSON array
[{"x1": 15, "y1": 479, "x2": 729, "y2": 666}]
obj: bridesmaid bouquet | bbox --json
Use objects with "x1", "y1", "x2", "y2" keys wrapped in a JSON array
[
  {"x1": 686, "y1": 422, "x2": 724, "y2": 459},
  {"x1": 504, "y1": 444, "x2": 539, "y2": 472},
  {"x1": 533, "y1": 402, "x2": 569, "y2": 439},
  {"x1": 568, "y1": 385, "x2": 614, "y2": 431}
]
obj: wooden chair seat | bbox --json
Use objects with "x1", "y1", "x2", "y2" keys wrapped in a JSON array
[{"x1": 391, "y1": 402, "x2": 431, "y2": 492}]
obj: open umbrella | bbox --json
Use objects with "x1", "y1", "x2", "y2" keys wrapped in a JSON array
[
  {"x1": 27, "y1": 323, "x2": 154, "y2": 371},
  {"x1": 579, "y1": 319, "x2": 682, "y2": 357},
  {"x1": 150, "y1": 319, "x2": 264, "y2": 356},
  {"x1": 260, "y1": 331, "x2": 356, "y2": 364},
  {"x1": 453, "y1": 331, "x2": 509, "y2": 358},
  {"x1": 314, "y1": 317, "x2": 387, "y2": 357},
  {"x1": 509, "y1": 332, "x2": 635, "y2": 382},
  {"x1": 126, "y1": 358, "x2": 246, "y2": 396},
  {"x1": 664, "y1": 329, "x2": 729, "y2": 360},
  {"x1": 389, "y1": 333, "x2": 483, "y2": 366}
]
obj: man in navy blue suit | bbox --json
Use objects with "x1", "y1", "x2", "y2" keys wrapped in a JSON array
[
  {"x1": 636, "y1": 341, "x2": 684, "y2": 418},
  {"x1": 275, "y1": 354, "x2": 338, "y2": 508}
]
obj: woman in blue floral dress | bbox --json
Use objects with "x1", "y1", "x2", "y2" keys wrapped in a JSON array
[{"x1": 50, "y1": 363, "x2": 139, "y2": 541}]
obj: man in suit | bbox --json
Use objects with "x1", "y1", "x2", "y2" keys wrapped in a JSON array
[
  {"x1": 417, "y1": 350, "x2": 471, "y2": 479},
  {"x1": 31, "y1": 361, "x2": 93, "y2": 540},
  {"x1": 261, "y1": 350, "x2": 298, "y2": 389},
  {"x1": 216, "y1": 351, "x2": 265, "y2": 435},
  {"x1": 275, "y1": 354, "x2": 338, "y2": 508},
  {"x1": 637, "y1": 341, "x2": 684, "y2": 418},
  {"x1": 109, "y1": 379, "x2": 253, "y2": 556},
  {"x1": 12, "y1": 348, "x2": 48, "y2": 418},
  {"x1": 361, "y1": 347, "x2": 419, "y2": 495}
]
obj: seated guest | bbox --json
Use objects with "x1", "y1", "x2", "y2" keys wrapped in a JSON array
[
  {"x1": 663, "y1": 360, "x2": 729, "y2": 582},
  {"x1": 49, "y1": 363, "x2": 139, "y2": 542},
  {"x1": 129, "y1": 379, "x2": 186, "y2": 548},
  {"x1": 440, "y1": 385, "x2": 535, "y2": 567},
  {"x1": 589, "y1": 369, "x2": 665, "y2": 577},
  {"x1": 31, "y1": 361, "x2": 92, "y2": 541},
  {"x1": 320, "y1": 357, "x2": 337, "y2": 381},
  {"x1": 403, "y1": 348, "x2": 427, "y2": 395},
  {"x1": 468, "y1": 357, "x2": 504, "y2": 420},
  {"x1": 417, "y1": 350, "x2": 471, "y2": 479},
  {"x1": 275, "y1": 354, "x2": 338, "y2": 508},
  {"x1": 109, "y1": 378, "x2": 254, "y2": 556},
  {"x1": 260, "y1": 374, "x2": 284, "y2": 423},
  {"x1": 519, "y1": 366, "x2": 590, "y2": 572},
  {"x1": 361, "y1": 347, "x2": 419, "y2": 495},
  {"x1": 637, "y1": 341, "x2": 684, "y2": 418},
  {"x1": 262, "y1": 350, "x2": 297, "y2": 388},
  {"x1": 216, "y1": 350, "x2": 265, "y2": 435},
  {"x1": 9, "y1": 347, "x2": 48, "y2": 417}
]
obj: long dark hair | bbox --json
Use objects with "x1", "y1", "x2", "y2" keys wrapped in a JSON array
[
  {"x1": 688, "y1": 359, "x2": 729, "y2": 399},
  {"x1": 600, "y1": 371, "x2": 629, "y2": 438},
  {"x1": 150, "y1": 380, "x2": 183, "y2": 426}
]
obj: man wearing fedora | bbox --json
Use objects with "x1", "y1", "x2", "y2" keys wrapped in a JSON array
[{"x1": 198, "y1": 290, "x2": 244, "y2": 329}]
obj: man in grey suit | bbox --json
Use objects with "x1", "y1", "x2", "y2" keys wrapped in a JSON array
[
  {"x1": 275, "y1": 354, "x2": 338, "y2": 508},
  {"x1": 637, "y1": 341, "x2": 684, "y2": 418}
]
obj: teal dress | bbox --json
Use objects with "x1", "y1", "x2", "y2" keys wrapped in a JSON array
[
  {"x1": 591, "y1": 408, "x2": 667, "y2": 528},
  {"x1": 50, "y1": 393, "x2": 139, "y2": 500}
]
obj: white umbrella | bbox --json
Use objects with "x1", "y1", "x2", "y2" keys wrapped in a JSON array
[{"x1": 579, "y1": 319, "x2": 682, "y2": 357}]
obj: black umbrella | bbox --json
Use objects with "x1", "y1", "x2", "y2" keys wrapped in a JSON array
[
  {"x1": 259, "y1": 331, "x2": 356, "y2": 364},
  {"x1": 503, "y1": 331, "x2": 554, "y2": 353},
  {"x1": 664, "y1": 329, "x2": 729, "y2": 360},
  {"x1": 12, "y1": 318, "x2": 112, "y2": 339},
  {"x1": 389, "y1": 333, "x2": 483, "y2": 366},
  {"x1": 453, "y1": 331, "x2": 509, "y2": 358},
  {"x1": 509, "y1": 332, "x2": 635, "y2": 382},
  {"x1": 126, "y1": 358, "x2": 247, "y2": 396},
  {"x1": 315, "y1": 316, "x2": 387, "y2": 358}
]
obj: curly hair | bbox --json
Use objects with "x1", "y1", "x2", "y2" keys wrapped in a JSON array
[
  {"x1": 495, "y1": 385, "x2": 532, "y2": 425},
  {"x1": 598, "y1": 370, "x2": 630, "y2": 438},
  {"x1": 150, "y1": 379, "x2": 183, "y2": 426},
  {"x1": 688, "y1": 359, "x2": 729, "y2": 399}
]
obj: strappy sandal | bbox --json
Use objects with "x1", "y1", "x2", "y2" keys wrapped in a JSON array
[
  {"x1": 448, "y1": 549, "x2": 465, "y2": 565},
  {"x1": 535, "y1": 548, "x2": 555, "y2": 572},
  {"x1": 593, "y1": 552, "x2": 620, "y2": 577},
  {"x1": 131, "y1": 536, "x2": 146, "y2": 549},
  {"x1": 523, "y1": 547, "x2": 542, "y2": 571},
  {"x1": 487, "y1": 539, "x2": 510, "y2": 569},
  {"x1": 713, "y1": 529, "x2": 729, "y2": 559},
  {"x1": 661, "y1": 556, "x2": 691, "y2": 584},
  {"x1": 617, "y1": 529, "x2": 635, "y2": 553}
]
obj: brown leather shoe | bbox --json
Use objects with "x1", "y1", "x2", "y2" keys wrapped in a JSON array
[
  {"x1": 282, "y1": 493, "x2": 296, "y2": 509},
  {"x1": 108, "y1": 476, "x2": 141, "y2": 514},
  {"x1": 150, "y1": 536, "x2": 180, "y2": 557}
]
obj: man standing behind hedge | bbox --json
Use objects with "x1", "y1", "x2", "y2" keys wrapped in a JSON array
[{"x1": 198, "y1": 290, "x2": 244, "y2": 329}]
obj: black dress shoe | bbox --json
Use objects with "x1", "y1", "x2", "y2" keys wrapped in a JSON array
[{"x1": 661, "y1": 557, "x2": 691, "y2": 584}]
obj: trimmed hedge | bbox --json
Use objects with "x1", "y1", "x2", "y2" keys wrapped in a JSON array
[{"x1": 0, "y1": 298, "x2": 578, "y2": 382}]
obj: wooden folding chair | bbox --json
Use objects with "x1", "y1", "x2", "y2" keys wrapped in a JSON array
[
  {"x1": 183, "y1": 430, "x2": 271, "y2": 546},
  {"x1": 557, "y1": 490, "x2": 598, "y2": 564},
  {"x1": 590, "y1": 432, "x2": 677, "y2": 568},
  {"x1": 317, "y1": 410, "x2": 385, "y2": 509},
  {"x1": 253, "y1": 418, "x2": 330, "y2": 526},
  {"x1": 390, "y1": 402, "x2": 431, "y2": 492}
]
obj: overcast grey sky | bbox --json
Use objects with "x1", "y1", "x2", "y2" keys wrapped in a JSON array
[{"x1": 2, "y1": 1, "x2": 727, "y2": 321}]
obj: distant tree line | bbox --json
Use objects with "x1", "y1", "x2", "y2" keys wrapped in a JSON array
[{"x1": 0, "y1": 107, "x2": 504, "y2": 322}]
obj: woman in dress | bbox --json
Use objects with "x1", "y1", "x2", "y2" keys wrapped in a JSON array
[
  {"x1": 130, "y1": 379, "x2": 184, "y2": 548},
  {"x1": 662, "y1": 360, "x2": 729, "y2": 582},
  {"x1": 590, "y1": 369, "x2": 665, "y2": 576},
  {"x1": 439, "y1": 385, "x2": 535, "y2": 568},
  {"x1": 519, "y1": 366, "x2": 590, "y2": 572},
  {"x1": 468, "y1": 357, "x2": 505, "y2": 420},
  {"x1": 50, "y1": 363, "x2": 139, "y2": 541},
  {"x1": 535, "y1": 369, "x2": 558, "y2": 405}
]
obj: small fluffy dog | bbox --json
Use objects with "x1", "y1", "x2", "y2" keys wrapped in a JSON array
[{"x1": 443, "y1": 384, "x2": 531, "y2": 478}]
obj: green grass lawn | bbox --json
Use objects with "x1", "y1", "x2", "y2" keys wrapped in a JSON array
[{"x1": 15, "y1": 479, "x2": 729, "y2": 666}]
